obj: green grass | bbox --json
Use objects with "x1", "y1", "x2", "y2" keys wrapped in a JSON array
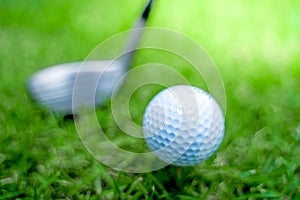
[{"x1": 1, "y1": 0, "x2": 300, "y2": 199}]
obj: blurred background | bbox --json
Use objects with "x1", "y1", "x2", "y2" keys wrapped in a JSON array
[{"x1": 0, "y1": 0, "x2": 299, "y2": 199}]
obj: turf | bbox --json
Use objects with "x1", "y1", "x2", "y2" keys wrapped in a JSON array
[{"x1": 0, "y1": 0, "x2": 300, "y2": 199}]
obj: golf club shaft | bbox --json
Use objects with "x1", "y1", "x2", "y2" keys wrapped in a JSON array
[
  {"x1": 142, "y1": 0, "x2": 154, "y2": 21},
  {"x1": 120, "y1": 0, "x2": 154, "y2": 70}
]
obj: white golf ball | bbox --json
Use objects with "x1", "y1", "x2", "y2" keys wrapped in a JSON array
[{"x1": 142, "y1": 85, "x2": 225, "y2": 166}]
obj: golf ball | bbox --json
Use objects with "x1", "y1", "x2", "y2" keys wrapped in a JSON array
[{"x1": 142, "y1": 85, "x2": 224, "y2": 166}]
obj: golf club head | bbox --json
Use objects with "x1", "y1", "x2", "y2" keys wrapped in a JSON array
[
  {"x1": 27, "y1": 0, "x2": 155, "y2": 115},
  {"x1": 27, "y1": 60, "x2": 123, "y2": 114}
]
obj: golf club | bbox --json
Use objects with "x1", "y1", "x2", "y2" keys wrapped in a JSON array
[{"x1": 27, "y1": 0, "x2": 154, "y2": 115}]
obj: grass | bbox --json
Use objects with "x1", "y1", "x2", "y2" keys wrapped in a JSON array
[{"x1": 0, "y1": 0, "x2": 300, "y2": 199}]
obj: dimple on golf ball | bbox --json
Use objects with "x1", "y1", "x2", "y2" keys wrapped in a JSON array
[{"x1": 142, "y1": 85, "x2": 225, "y2": 166}]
